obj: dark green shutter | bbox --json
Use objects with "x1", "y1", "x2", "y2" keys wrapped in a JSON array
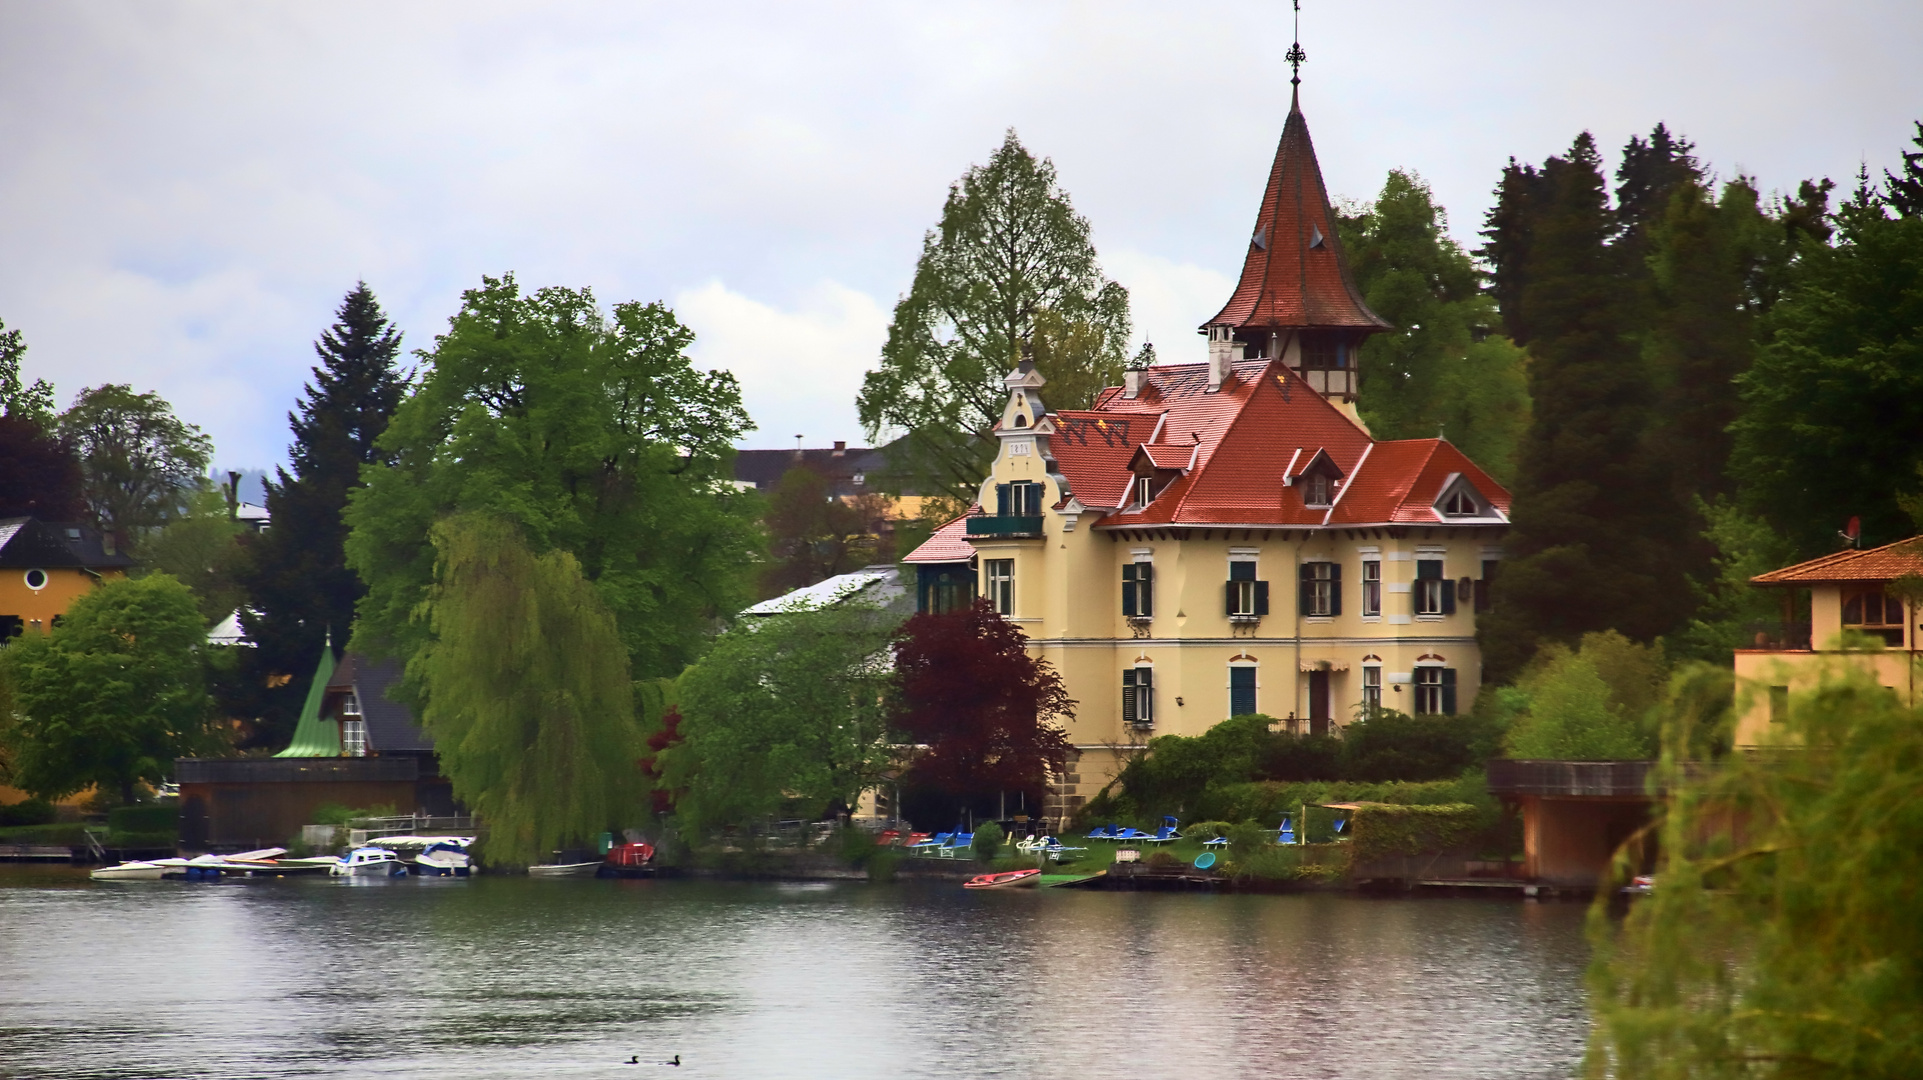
[
  {"x1": 1225, "y1": 581, "x2": 1237, "y2": 616},
  {"x1": 995, "y1": 484, "x2": 1011, "y2": 516},
  {"x1": 1140, "y1": 563, "x2": 1153, "y2": 617},
  {"x1": 1122, "y1": 565, "x2": 1138, "y2": 617},
  {"x1": 1330, "y1": 562, "x2": 1343, "y2": 617},
  {"x1": 1441, "y1": 668, "x2": 1458, "y2": 715},
  {"x1": 1138, "y1": 667, "x2": 1153, "y2": 723},
  {"x1": 1298, "y1": 563, "x2": 1315, "y2": 616},
  {"x1": 1122, "y1": 669, "x2": 1138, "y2": 724},
  {"x1": 1255, "y1": 580, "x2": 1270, "y2": 616},
  {"x1": 1442, "y1": 578, "x2": 1457, "y2": 615}
]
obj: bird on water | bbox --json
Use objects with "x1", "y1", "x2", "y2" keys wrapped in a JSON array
[{"x1": 625, "y1": 1054, "x2": 680, "y2": 1066}]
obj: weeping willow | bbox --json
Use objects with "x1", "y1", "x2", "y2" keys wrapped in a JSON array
[
  {"x1": 1586, "y1": 659, "x2": 1923, "y2": 1078},
  {"x1": 418, "y1": 513, "x2": 642, "y2": 865}
]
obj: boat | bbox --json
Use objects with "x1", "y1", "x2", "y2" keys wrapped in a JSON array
[
  {"x1": 963, "y1": 868, "x2": 1041, "y2": 890},
  {"x1": 413, "y1": 840, "x2": 473, "y2": 877},
  {"x1": 331, "y1": 846, "x2": 408, "y2": 877},
  {"x1": 91, "y1": 859, "x2": 172, "y2": 881},
  {"x1": 598, "y1": 841, "x2": 655, "y2": 879},
  {"x1": 527, "y1": 860, "x2": 601, "y2": 878}
]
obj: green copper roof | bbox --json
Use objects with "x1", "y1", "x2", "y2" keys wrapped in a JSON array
[{"x1": 274, "y1": 639, "x2": 340, "y2": 758}]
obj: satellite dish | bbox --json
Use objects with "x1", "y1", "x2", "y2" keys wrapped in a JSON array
[{"x1": 1194, "y1": 852, "x2": 1217, "y2": 870}]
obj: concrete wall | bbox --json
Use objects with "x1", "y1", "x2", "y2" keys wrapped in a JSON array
[{"x1": 1518, "y1": 795, "x2": 1652, "y2": 888}]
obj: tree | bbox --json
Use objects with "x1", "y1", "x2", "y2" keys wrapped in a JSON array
[
  {"x1": 1586, "y1": 663, "x2": 1923, "y2": 1078},
  {"x1": 889, "y1": 600, "x2": 1073, "y2": 825},
  {"x1": 345, "y1": 275, "x2": 761, "y2": 689},
  {"x1": 0, "y1": 316, "x2": 56, "y2": 425},
  {"x1": 239, "y1": 282, "x2": 407, "y2": 745},
  {"x1": 415, "y1": 514, "x2": 644, "y2": 865},
  {"x1": 0, "y1": 574, "x2": 219, "y2": 803},
  {"x1": 1502, "y1": 631, "x2": 1666, "y2": 760},
  {"x1": 665, "y1": 604, "x2": 900, "y2": 834},
  {"x1": 1337, "y1": 168, "x2": 1531, "y2": 482},
  {"x1": 858, "y1": 130, "x2": 1131, "y2": 503},
  {"x1": 56, "y1": 384, "x2": 213, "y2": 549},
  {"x1": 136, "y1": 482, "x2": 248, "y2": 625},
  {"x1": 1476, "y1": 133, "x2": 1693, "y2": 682},
  {"x1": 1730, "y1": 190, "x2": 1923, "y2": 554},
  {"x1": 759, "y1": 466, "x2": 889, "y2": 598},
  {"x1": 1885, "y1": 120, "x2": 1923, "y2": 218},
  {"x1": 0, "y1": 416, "x2": 83, "y2": 521}
]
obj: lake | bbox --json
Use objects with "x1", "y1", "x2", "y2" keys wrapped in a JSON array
[{"x1": 0, "y1": 868, "x2": 1591, "y2": 1079}]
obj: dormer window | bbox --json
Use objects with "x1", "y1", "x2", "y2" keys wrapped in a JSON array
[
  {"x1": 1302, "y1": 473, "x2": 1332, "y2": 508},
  {"x1": 1441, "y1": 488, "x2": 1477, "y2": 515},
  {"x1": 1135, "y1": 476, "x2": 1153, "y2": 507},
  {"x1": 1434, "y1": 474, "x2": 1494, "y2": 519}
]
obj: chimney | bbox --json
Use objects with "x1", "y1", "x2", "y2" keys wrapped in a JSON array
[
  {"x1": 1123, "y1": 369, "x2": 1145, "y2": 399},
  {"x1": 832, "y1": 441, "x2": 846, "y2": 456},
  {"x1": 1206, "y1": 325, "x2": 1237, "y2": 392}
]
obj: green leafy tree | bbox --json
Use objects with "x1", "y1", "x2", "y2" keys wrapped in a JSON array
[
  {"x1": 345, "y1": 274, "x2": 761, "y2": 687},
  {"x1": 0, "y1": 316, "x2": 56, "y2": 425},
  {"x1": 416, "y1": 513, "x2": 643, "y2": 865},
  {"x1": 759, "y1": 466, "x2": 889, "y2": 598},
  {"x1": 241, "y1": 283, "x2": 407, "y2": 743},
  {"x1": 1730, "y1": 187, "x2": 1923, "y2": 554},
  {"x1": 136, "y1": 482, "x2": 248, "y2": 625},
  {"x1": 858, "y1": 130, "x2": 1130, "y2": 503},
  {"x1": 1503, "y1": 631, "x2": 1666, "y2": 760},
  {"x1": 664, "y1": 604, "x2": 900, "y2": 834},
  {"x1": 1586, "y1": 663, "x2": 1923, "y2": 1078},
  {"x1": 56, "y1": 384, "x2": 213, "y2": 549},
  {"x1": 1337, "y1": 168, "x2": 1530, "y2": 482},
  {"x1": 1673, "y1": 498, "x2": 1801, "y2": 664},
  {"x1": 1476, "y1": 133, "x2": 1693, "y2": 682},
  {"x1": 0, "y1": 574, "x2": 219, "y2": 803}
]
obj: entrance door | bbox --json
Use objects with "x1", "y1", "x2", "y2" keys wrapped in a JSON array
[{"x1": 1308, "y1": 671, "x2": 1331, "y2": 735}]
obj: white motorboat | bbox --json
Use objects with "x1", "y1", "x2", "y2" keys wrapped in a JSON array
[
  {"x1": 330, "y1": 846, "x2": 408, "y2": 877},
  {"x1": 91, "y1": 859, "x2": 173, "y2": 881},
  {"x1": 369, "y1": 834, "x2": 476, "y2": 853},
  {"x1": 413, "y1": 840, "x2": 473, "y2": 877},
  {"x1": 527, "y1": 860, "x2": 601, "y2": 877}
]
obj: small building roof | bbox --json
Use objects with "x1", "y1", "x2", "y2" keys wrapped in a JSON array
[
  {"x1": 901, "y1": 513, "x2": 976, "y2": 565},
  {"x1": 328, "y1": 654, "x2": 433, "y2": 755},
  {"x1": 0, "y1": 517, "x2": 136, "y2": 570},
  {"x1": 741, "y1": 564, "x2": 911, "y2": 616},
  {"x1": 1751, "y1": 537, "x2": 1923, "y2": 586}
]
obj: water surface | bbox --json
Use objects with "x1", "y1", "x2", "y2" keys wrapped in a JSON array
[{"x1": 0, "y1": 869, "x2": 1589, "y2": 1079}]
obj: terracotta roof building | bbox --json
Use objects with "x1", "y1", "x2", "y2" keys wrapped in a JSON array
[{"x1": 904, "y1": 91, "x2": 1512, "y2": 821}]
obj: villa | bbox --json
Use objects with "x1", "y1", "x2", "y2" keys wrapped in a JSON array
[{"x1": 904, "y1": 89, "x2": 1512, "y2": 812}]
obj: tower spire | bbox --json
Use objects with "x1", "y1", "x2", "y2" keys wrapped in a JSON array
[{"x1": 1286, "y1": 0, "x2": 1306, "y2": 91}]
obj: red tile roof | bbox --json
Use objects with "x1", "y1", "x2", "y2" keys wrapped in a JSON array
[
  {"x1": 901, "y1": 511, "x2": 976, "y2": 564},
  {"x1": 1751, "y1": 537, "x2": 1923, "y2": 585},
  {"x1": 1206, "y1": 95, "x2": 1390, "y2": 333}
]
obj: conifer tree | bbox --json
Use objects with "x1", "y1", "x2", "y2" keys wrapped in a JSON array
[
  {"x1": 1477, "y1": 133, "x2": 1691, "y2": 682},
  {"x1": 1885, "y1": 120, "x2": 1923, "y2": 217},
  {"x1": 237, "y1": 283, "x2": 406, "y2": 745}
]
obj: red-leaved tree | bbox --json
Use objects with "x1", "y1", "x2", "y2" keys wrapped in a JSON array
[{"x1": 890, "y1": 600, "x2": 1074, "y2": 824}]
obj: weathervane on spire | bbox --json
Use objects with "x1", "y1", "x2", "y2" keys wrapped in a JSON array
[{"x1": 1286, "y1": 0, "x2": 1307, "y2": 87}]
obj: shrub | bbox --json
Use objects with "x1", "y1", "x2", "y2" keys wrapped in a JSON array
[
  {"x1": 1348, "y1": 803, "x2": 1481, "y2": 861},
  {"x1": 108, "y1": 803, "x2": 177, "y2": 834},
  {"x1": 0, "y1": 798, "x2": 56, "y2": 827},
  {"x1": 1145, "y1": 850, "x2": 1180, "y2": 869},
  {"x1": 1181, "y1": 820, "x2": 1233, "y2": 841},
  {"x1": 1224, "y1": 819, "x2": 1273, "y2": 861},
  {"x1": 972, "y1": 820, "x2": 1004, "y2": 861}
]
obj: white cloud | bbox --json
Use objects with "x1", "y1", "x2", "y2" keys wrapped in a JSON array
[
  {"x1": 1103, "y1": 249, "x2": 1236, "y2": 367},
  {"x1": 675, "y1": 280, "x2": 890, "y2": 451}
]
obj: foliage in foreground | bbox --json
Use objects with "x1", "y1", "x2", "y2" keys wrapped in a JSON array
[
  {"x1": 416, "y1": 514, "x2": 643, "y2": 865},
  {"x1": 665, "y1": 603, "x2": 900, "y2": 835},
  {"x1": 1500, "y1": 630, "x2": 1670, "y2": 760},
  {"x1": 1586, "y1": 662, "x2": 1923, "y2": 1078},
  {"x1": 0, "y1": 575, "x2": 219, "y2": 803}
]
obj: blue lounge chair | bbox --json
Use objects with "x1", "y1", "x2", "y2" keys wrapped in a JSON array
[
  {"x1": 1202, "y1": 835, "x2": 1229, "y2": 848},
  {"x1": 1113, "y1": 827, "x2": 1153, "y2": 842},
  {"x1": 937, "y1": 832, "x2": 974, "y2": 858},
  {"x1": 1332, "y1": 819, "x2": 1348, "y2": 838},
  {"x1": 1086, "y1": 824, "x2": 1117, "y2": 841},
  {"x1": 908, "y1": 832, "x2": 951, "y2": 854},
  {"x1": 1142, "y1": 826, "x2": 1178, "y2": 844},
  {"x1": 1276, "y1": 816, "x2": 1296, "y2": 845}
]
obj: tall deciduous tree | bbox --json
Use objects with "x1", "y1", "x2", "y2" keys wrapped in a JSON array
[
  {"x1": 858, "y1": 130, "x2": 1130, "y2": 503},
  {"x1": 1337, "y1": 168, "x2": 1530, "y2": 482},
  {"x1": 0, "y1": 416, "x2": 83, "y2": 521},
  {"x1": 417, "y1": 514, "x2": 643, "y2": 864},
  {"x1": 0, "y1": 574, "x2": 219, "y2": 803},
  {"x1": 665, "y1": 604, "x2": 899, "y2": 834},
  {"x1": 346, "y1": 275, "x2": 760, "y2": 687},
  {"x1": 759, "y1": 466, "x2": 890, "y2": 598},
  {"x1": 0, "y1": 317, "x2": 55, "y2": 425},
  {"x1": 889, "y1": 601, "x2": 1073, "y2": 825},
  {"x1": 240, "y1": 283, "x2": 406, "y2": 744},
  {"x1": 56, "y1": 385, "x2": 213, "y2": 550}
]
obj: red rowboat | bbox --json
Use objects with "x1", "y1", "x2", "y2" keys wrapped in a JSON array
[{"x1": 963, "y1": 868, "x2": 1040, "y2": 890}]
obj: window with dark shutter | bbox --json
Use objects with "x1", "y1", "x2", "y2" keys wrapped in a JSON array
[
  {"x1": 995, "y1": 483, "x2": 1011, "y2": 517},
  {"x1": 1124, "y1": 667, "x2": 1153, "y2": 726},
  {"x1": 1416, "y1": 558, "x2": 1446, "y2": 616},
  {"x1": 1254, "y1": 580, "x2": 1270, "y2": 617},
  {"x1": 1440, "y1": 668, "x2": 1458, "y2": 716},
  {"x1": 1122, "y1": 669, "x2": 1137, "y2": 725},
  {"x1": 1230, "y1": 666, "x2": 1257, "y2": 717},
  {"x1": 1299, "y1": 562, "x2": 1337, "y2": 617},
  {"x1": 1228, "y1": 560, "x2": 1259, "y2": 617},
  {"x1": 1122, "y1": 564, "x2": 1138, "y2": 617},
  {"x1": 1122, "y1": 563, "x2": 1153, "y2": 618}
]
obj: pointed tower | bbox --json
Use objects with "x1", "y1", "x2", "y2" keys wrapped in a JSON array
[{"x1": 1201, "y1": 87, "x2": 1391, "y2": 418}]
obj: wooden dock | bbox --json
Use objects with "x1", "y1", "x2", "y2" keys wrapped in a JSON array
[{"x1": 0, "y1": 845, "x2": 76, "y2": 863}]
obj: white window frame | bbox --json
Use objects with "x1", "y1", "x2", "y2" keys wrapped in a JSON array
[
  {"x1": 1361, "y1": 559, "x2": 1381, "y2": 617},
  {"x1": 1414, "y1": 666, "x2": 1445, "y2": 715},
  {"x1": 1302, "y1": 472, "x2": 1332, "y2": 507},
  {"x1": 986, "y1": 559, "x2": 1015, "y2": 616},
  {"x1": 1361, "y1": 666, "x2": 1382, "y2": 712}
]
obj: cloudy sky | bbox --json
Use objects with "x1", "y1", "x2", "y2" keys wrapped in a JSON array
[{"x1": 2, "y1": 2, "x2": 1918, "y2": 469}]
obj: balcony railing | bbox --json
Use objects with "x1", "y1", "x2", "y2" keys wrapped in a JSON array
[{"x1": 966, "y1": 515, "x2": 1044, "y2": 539}]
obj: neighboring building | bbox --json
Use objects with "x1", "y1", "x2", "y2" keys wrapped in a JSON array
[
  {"x1": 741, "y1": 563, "x2": 914, "y2": 619},
  {"x1": 903, "y1": 89, "x2": 1513, "y2": 810},
  {"x1": 177, "y1": 645, "x2": 455, "y2": 851},
  {"x1": 0, "y1": 517, "x2": 136, "y2": 638},
  {"x1": 1733, "y1": 537, "x2": 1923, "y2": 745},
  {"x1": 733, "y1": 438, "x2": 938, "y2": 521}
]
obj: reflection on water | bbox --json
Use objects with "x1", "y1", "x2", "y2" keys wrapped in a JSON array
[{"x1": 0, "y1": 869, "x2": 1589, "y2": 1079}]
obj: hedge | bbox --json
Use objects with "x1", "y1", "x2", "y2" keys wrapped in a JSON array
[
  {"x1": 108, "y1": 804, "x2": 178, "y2": 834},
  {"x1": 1349, "y1": 802, "x2": 1481, "y2": 862}
]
